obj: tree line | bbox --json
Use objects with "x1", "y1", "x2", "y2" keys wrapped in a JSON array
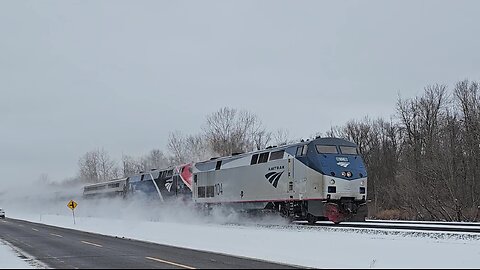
[
  {"x1": 76, "y1": 79, "x2": 480, "y2": 221},
  {"x1": 328, "y1": 80, "x2": 480, "y2": 221}
]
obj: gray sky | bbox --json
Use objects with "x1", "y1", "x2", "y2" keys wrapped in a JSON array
[{"x1": 1, "y1": 0, "x2": 480, "y2": 186}]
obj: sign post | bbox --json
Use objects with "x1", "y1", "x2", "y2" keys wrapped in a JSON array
[{"x1": 67, "y1": 200, "x2": 78, "y2": 225}]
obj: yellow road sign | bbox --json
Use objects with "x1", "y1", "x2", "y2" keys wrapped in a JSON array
[{"x1": 67, "y1": 200, "x2": 78, "y2": 210}]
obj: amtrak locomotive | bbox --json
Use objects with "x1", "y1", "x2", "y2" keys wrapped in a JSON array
[{"x1": 83, "y1": 137, "x2": 368, "y2": 223}]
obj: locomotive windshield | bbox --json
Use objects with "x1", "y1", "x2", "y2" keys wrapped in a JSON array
[
  {"x1": 315, "y1": 144, "x2": 359, "y2": 155},
  {"x1": 315, "y1": 145, "x2": 338, "y2": 154},
  {"x1": 339, "y1": 146, "x2": 358, "y2": 155}
]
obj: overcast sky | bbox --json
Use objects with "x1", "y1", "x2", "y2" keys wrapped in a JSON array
[{"x1": 1, "y1": 0, "x2": 480, "y2": 186}]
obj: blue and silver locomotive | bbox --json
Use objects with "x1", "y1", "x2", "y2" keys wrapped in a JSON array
[{"x1": 192, "y1": 137, "x2": 368, "y2": 223}]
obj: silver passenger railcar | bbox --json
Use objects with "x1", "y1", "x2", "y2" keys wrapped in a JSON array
[{"x1": 82, "y1": 177, "x2": 129, "y2": 199}]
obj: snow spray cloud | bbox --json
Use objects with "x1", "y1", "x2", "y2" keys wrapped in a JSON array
[
  {"x1": 0, "y1": 180, "x2": 288, "y2": 226},
  {"x1": 0, "y1": 179, "x2": 84, "y2": 218}
]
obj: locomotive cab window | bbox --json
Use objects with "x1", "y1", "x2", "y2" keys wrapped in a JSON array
[
  {"x1": 316, "y1": 145, "x2": 338, "y2": 154},
  {"x1": 269, "y1": 150, "x2": 284, "y2": 161},
  {"x1": 340, "y1": 146, "x2": 358, "y2": 155},
  {"x1": 296, "y1": 145, "x2": 308, "y2": 156},
  {"x1": 206, "y1": 186, "x2": 215, "y2": 198},
  {"x1": 198, "y1": 186, "x2": 206, "y2": 198},
  {"x1": 258, "y1": 152, "x2": 269, "y2": 163},
  {"x1": 296, "y1": 146, "x2": 303, "y2": 156},
  {"x1": 250, "y1": 154, "x2": 259, "y2": 165},
  {"x1": 215, "y1": 160, "x2": 222, "y2": 170},
  {"x1": 142, "y1": 174, "x2": 152, "y2": 181}
]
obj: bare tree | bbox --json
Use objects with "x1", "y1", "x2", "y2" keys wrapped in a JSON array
[
  {"x1": 121, "y1": 149, "x2": 170, "y2": 177},
  {"x1": 78, "y1": 150, "x2": 99, "y2": 183},
  {"x1": 122, "y1": 154, "x2": 142, "y2": 177},
  {"x1": 167, "y1": 131, "x2": 213, "y2": 164},
  {"x1": 144, "y1": 149, "x2": 169, "y2": 170},
  {"x1": 78, "y1": 148, "x2": 119, "y2": 183},
  {"x1": 167, "y1": 131, "x2": 191, "y2": 164},
  {"x1": 184, "y1": 134, "x2": 213, "y2": 162},
  {"x1": 273, "y1": 128, "x2": 290, "y2": 146},
  {"x1": 97, "y1": 148, "x2": 118, "y2": 181},
  {"x1": 252, "y1": 129, "x2": 272, "y2": 150},
  {"x1": 204, "y1": 107, "x2": 240, "y2": 156},
  {"x1": 454, "y1": 80, "x2": 480, "y2": 218},
  {"x1": 203, "y1": 107, "x2": 270, "y2": 156}
]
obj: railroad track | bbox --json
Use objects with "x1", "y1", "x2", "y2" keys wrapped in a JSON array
[
  {"x1": 294, "y1": 220, "x2": 480, "y2": 234},
  {"x1": 224, "y1": 214, "x2": 480, "y2": 234},
  {"x1": 365, "y1": 219, "x2": 480, "y2": 227}
]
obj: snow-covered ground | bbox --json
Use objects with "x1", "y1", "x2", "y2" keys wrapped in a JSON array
[
  {"x1": 0, "y1": 239, "x2": 35, "y2": 269},
  {"x1": 1, "y1": 184, "x2": 480, "y2": 268}
]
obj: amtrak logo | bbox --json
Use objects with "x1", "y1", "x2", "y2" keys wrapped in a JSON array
[
  {"x1": 165, "y1": 178, "x2": 173, "y2": 192},
  {"x1": 336, "y1": 157, "x2": 350, "y2": 168},
  {"x1": 337, "y1": 162, "x2": 350, "y2": 168},
  {"x1": 265, "y1": 171, "x2": 284, "y2": 188}
]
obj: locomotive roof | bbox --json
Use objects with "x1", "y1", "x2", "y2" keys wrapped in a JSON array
[
  {"x1": 196, "y1": 137, "x2": 357, "y2": 164},
  {"x1": 83, "y1": 177, "x2": 128, "y2": 187},
  {"x1": 314, "y1": 137, "x2": 357, "y2": 147}
]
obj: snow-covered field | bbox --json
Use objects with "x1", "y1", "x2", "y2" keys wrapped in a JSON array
[{"x1": 1, "y1": 185, "x2": 480, "y2": 269}]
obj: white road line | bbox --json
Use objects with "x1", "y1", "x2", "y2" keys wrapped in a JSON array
[
  {"x1": 145, "y1": 256, "x2": 196, "y2": 269},
  {"x1": 81, "y1": 241, "x2": 103, "y2": 248},
  {"x1": 32, "y1": 228, "x2": 39, "y2": 232},
  {"x1": 50, "y1": 233, "x2": 63, "y2": 238}
]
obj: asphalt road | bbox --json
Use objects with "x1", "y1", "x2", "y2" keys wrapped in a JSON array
[{"x1": 0, "y1": 218, "x2": 300, "y2": 269}]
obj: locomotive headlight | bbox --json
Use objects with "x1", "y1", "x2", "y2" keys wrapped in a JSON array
[
  {"x1": 341, "y1": 171, "x2": 346, "y2": 177},
  {"x1": 346, "y1": 171, "x2": 352, "y2": 177},
  {"x1": 330, "y1": 179, "x2": 335, "y2": 185}
]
